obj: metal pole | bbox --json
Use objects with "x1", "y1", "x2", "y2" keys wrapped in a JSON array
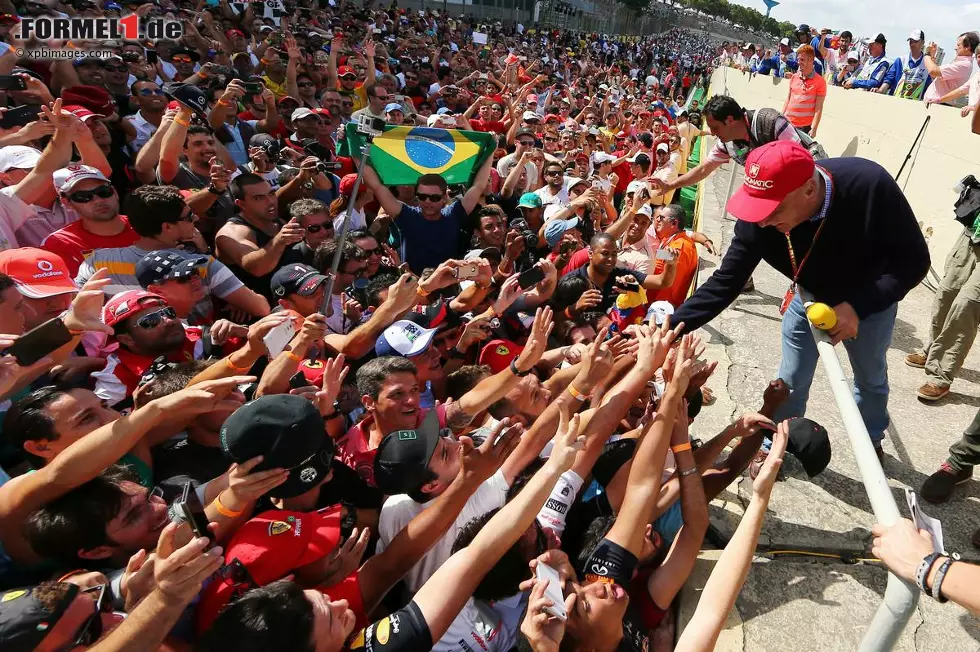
[
  {"x1": 798, "y1": 287, "x2": 919, "y2": 652},
  {"x1": 721, "y1": 163, "x2": 737, "y2": 220},
  {"x1": 321, "y1": 143, "x2": 372, "y2": 317}
]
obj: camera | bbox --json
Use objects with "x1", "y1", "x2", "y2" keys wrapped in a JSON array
[
  {"x1": 316, "y1": 160, "x2": 343, "y2": 173},
  {"x1": 356, "y1": 113, "x2": 386, "y2": 137},
  {"x1": 509, "y1": 218, "x2": 539, "y2": 250},
  {"x1": 121, "y1": 52, "x2": 141, "y2": 63}
]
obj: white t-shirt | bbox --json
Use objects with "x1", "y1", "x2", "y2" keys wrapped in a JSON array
[
  {"x1": 376, "y1": 469, "x2": 510, "y2": 593},
  {"x1": 0, "y1": 187, "x2": 36, "y2": 251}
]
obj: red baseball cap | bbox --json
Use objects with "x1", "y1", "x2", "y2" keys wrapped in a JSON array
[
  {"x1": 478, "y1": 339, "x2": 524, "y2": 374},
  {"x1": 0, "y1": 248, "x2": 76, "y2": 298},
  {"x1": 195, "y1": 507, "x2": 342, "y2": 633},
  {"x1": 337, "y1": 65, "x2": 356, "y2": 77},
  {"x1": 726, "y1": 141, "x2": 815, "y2": 223},
  {"x1": 102, "y1": 290, "x2": 168, "y2": 328}
]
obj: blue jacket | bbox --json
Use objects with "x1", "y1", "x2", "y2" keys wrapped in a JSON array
[{"x1": 852, "y1": 55, "x2": 891, "y2": 90}]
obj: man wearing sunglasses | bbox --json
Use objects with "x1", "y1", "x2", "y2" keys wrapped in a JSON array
[
  {"x1": 362, "y1": 155, "x2": 494, "y2": 274},
  {"x1": 41, "y1": 165, "x2": 137, "y2": 277},
  {"x1": 121, "y1": 81, "x2": 167, "y2": 155},
  {"x1": 0, "y1": 580, "x2": 122, "y2": 652},
  {"x1": 280, "y1": 199, "x2": 334, "y2": 267},
  {"x1": 93, "y1": 290, "x2": 207, "y2": 407}
]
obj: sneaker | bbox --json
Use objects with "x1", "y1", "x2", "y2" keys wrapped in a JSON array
[
  {"x1": 917, "y1": 383, "x2": 950, "y2": 402},
  {"x1": 905, "y1": 352, "x2": 927, "y2": 369},
  {"x1": 921, "y1": 462, "x2": 972, "y2": 504}
]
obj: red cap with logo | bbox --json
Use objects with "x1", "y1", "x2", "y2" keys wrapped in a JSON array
[
  {"x1": 102, "y1": 290, "x2": 168, "y2": 328},
  {"x1": 0, "y1": 248, "x2": 76, "y2": 298},
  {"x1": 726, "y1": 140, "x2": 815, "y2": 223},
  {"x1": 478, "y1": 339, "x2": 524, "y2": 374},
  {"x1": 194, "y1": 507, "x2": 342, "y2": 633},
  {"x1": 337, "y1": 65, "x2": 356, "y2": 77}
]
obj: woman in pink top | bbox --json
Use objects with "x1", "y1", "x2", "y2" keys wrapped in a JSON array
[{"x1": 924, "y1": 32, "x2": 980, "y2": 105}]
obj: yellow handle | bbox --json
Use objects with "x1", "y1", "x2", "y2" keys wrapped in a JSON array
[{"x1": 805, "y1": 302, "x2": 837, "y2": 330}]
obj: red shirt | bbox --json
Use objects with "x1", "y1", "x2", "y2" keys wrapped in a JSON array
[
  {"x1": 469, "y1": 119, "x2": 508, "y2": 135},
  {"x1": 41, "y1": 217, "x2": 139, "y2": 277},
  {"x1": 238, "y1": 110, "x2": 289, "y2": 139}
]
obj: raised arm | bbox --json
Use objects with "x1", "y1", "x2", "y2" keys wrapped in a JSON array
[{"x1": 360, "y1": 163, "x2": 404, "y2": 218}]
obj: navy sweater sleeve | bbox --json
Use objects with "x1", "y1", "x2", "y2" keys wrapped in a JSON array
[
  {"x1": 671, "y1": 224, "x2": 763, "y2": 333},
  {"x1": 845, "y1": 169, "x2": 930, "y2": 318}
]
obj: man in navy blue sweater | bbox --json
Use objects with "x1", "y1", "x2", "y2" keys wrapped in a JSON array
[{"x1": 672, "y1": 141, "x2": 929, "y2": 460}]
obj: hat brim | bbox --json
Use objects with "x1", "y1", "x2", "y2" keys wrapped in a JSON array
[
  {"x1": 295, "y1": 274, "x2": 329, "y2": 296},
  {"x1": 725, "y1": 187, "x2": 781, "y2": 223},
  {"x1": 297, "y1": 504, "x2": 343, "y2": 565},
  {"x1": 404, "y1": 326, "x2": 437, "y2": 357},
  {"x1": 14, "y1": 278, "x2": 77, "y2": 299},
  {"x1": 268, "y1": 442, "x2": 334, "y2": 499}
]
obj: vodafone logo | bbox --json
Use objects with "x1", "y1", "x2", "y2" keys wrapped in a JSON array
[{"x1": 37, "y1": 260, "x2": 53, "y2": 272}]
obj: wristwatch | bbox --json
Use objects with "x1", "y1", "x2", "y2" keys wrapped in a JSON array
[{"x1": 206, "y1": 183, "x2": 224, "y2": 195}]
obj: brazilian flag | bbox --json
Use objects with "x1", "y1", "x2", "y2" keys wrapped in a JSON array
[{"x1": 342, "y1": 123, "x2": 496, "y2": 186}]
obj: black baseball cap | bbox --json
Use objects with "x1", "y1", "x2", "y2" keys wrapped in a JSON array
[
  {"x1": 136, "y1": 250, "x2": 207, "y2": 288},
  {"x1": 373, "y1": 409, "x2": 441, "y2": 495},
  {"x1": 515, "y1": 128, "x2": 536, "y2": 140},
  {"x1": 249, "y1": 133, "x2": 281, "y2": 158},
  {"x1": 271, "y1": 264, "x2": 329, "y2": 298},
  {"x1": 873, "y1": 33, "x2": 887, "y2": 46},
  {"x1": 220, "y1": 394, "x2": 335, "y2": 498},
  {"x1": 0, "y1": 583, "x2": 79, "y2": 652},
  {"x1": 163, "y1": 82, "x2": 208, "y2": 116},
  {"x1": 785, "y1": 417, "x2": 831, "y2": 477}
]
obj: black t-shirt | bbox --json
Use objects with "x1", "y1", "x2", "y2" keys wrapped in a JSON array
[
  {"x1": 566, "y1": 266, "x2": 648, "y2": 311},
  {"x1": 346, "y1": 600, "x2": 432, "y2": 651},
  {"x1": 281, "y1": 241, "x2": 316, "y2": 267},
  {"x1": 582, "y1": 538, "x2": 650, "y2": 652}
]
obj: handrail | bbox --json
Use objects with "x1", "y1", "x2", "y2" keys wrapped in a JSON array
[{"x1": 798, "y1": 288, "x2": 919, "y2": 651}]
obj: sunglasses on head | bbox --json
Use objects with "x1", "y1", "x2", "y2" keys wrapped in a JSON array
[
  {"x1": 306, "y1": 223, "x2": 333, "y2": 233},
  {"x1": 135, "y1": 306, "x2": 177, "y2": 330},
  {"x1": 415, "y1": 192, "x2": 444, "y2": 202},
  {"x1": 138, "y1": 88, "x2": 165, "y2": 96},
  {"x1": 67, "y1": 184, "x2": 114, "y2": 203}
]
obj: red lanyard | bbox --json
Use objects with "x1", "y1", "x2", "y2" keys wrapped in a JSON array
[{"x1": 779, "y1": 218, "x2": 829, "y2": 315}]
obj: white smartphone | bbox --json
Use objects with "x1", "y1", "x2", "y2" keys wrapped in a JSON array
[
  {"x1": 262, "y1": 319, "x2": 296, "y2": 358},
  {"x1": 534, "y1": 562, "x2": 567, "y2": 621}
]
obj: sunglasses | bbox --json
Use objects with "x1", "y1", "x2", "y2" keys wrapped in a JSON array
[
  {"x1": 135, "y1": 306, "x2": 177, "y2": 330},
  {"x1": 298, "y1": 81, "x2": 316, "y2": 87},
  {"x1": 305, "y1": 223, "x2": 333, "y2": 233},
  {"x1": 342, "y1": 100, "x2": 354, "y2": 106},
  {"x1": 138, "y1": 88, "x2": 165, "y2": 96},
  {"x1": 415, "y1": 192, "x2": 444, "y2": 202},
  {"x1": 340, "y1": 74, "x2": 357, "y2": 81},
  {"x1": 543, "y1": 137, "x2": 558, "y2": 143},
  {"x1": 56, "y1": 584, "x2": 108, "y2": 652},
  {"x1": 173, "y1": 56, "x2": 193, "y2": 64},
  {"x1": 104, "y1": 64, "x2": 127, "y2": 72},
  {"x1": 67, "y1": 184, "x2": 114, "y2": 203},
  {"x1": 544, "y1": 170, "x2": 562, "y2": 177},
  {"x1": 170, "y1": 274, "x2": 200, "y2": 285}
]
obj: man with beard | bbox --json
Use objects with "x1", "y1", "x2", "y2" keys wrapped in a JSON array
[
  {"x1": 563, "y1": 233, "x2": 677, "y2": 312},
  {"x1": 215, "y1": 174, "x2": 304, "y2": 300},
  {"x1": 41, "y1": 165, "x2": 138, "y2": 276},
  {"x1": 122, "y1": 81, "x2": 167, "y2": 154},
  {"x1": 280, "y1": 199, "x2": 335, "y2": 267},
  {"x1": 92, "y1": 291, "x2": 209, "y2": 408}
]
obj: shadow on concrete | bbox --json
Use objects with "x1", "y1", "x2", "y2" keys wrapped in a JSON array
[
  {"x1": 890, "y1": 316, "x2": 924, "y2": 355},
  {"x1": 735, "y1": 291, "x2": 783, "y2": 308},
  {"x1": 959, "y1": 612, "x2": 980, "y2": 643},
  {"x1": 931, "y1": 392, "x2": 980, "y2": 409},
  {"x1": 839, "y1": 137, "x2": 860, "y2": 158},
  {"x1": 701, "y1": 323, "x2": 734, "y2": 347},
  {"x1": 731, "y1": 307, "x2": 783, "y2": 324},
  {"x1": 954, "y1": 367, "x2": 980, "y2": 386}
]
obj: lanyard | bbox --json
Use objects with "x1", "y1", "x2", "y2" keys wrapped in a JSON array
[{"x1": 779, "y1": 218, "x2": 829, "y2": 315}]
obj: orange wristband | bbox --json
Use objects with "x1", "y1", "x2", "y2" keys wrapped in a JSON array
[
  {"x1": 567, "y1": 384, "x2": 589, "y2": 401},
  {"x1": 670, "y1": 442, "x2": 692, "y2": 454},
  {"x1": 285, "y1": 351, "x2": 303, "y2": 362},
  {"x1": 213, "y1": 494, "x2": 244, "y2": 518},
  {"x1": 225, "y1": 358, "x2": 251, "y2": 373}
]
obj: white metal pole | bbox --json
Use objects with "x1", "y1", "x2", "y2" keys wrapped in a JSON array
[
  {"x1": 721, "y1": 163, "x2": 737, "y2": 220},
  {"x1": 798, "y1": 288, "x2": 919, "y2": 652}
]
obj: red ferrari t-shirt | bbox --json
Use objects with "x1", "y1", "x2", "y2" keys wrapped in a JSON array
[
  {"x1": 469, "y1": 119, "x2": 507, "y2": 135},
  {"x1": 41, "y1": 216, "x2": 139, "y2": 277}
]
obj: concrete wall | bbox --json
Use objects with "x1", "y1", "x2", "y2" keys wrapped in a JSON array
[{"x1": 709, "y1": 67, "x2": 980, "y2": 264}]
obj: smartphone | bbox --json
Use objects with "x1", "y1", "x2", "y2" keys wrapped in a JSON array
[
  {"x1": 288, "y1": 370, "x2": 308, "y2": 389},
  {"x1": 178, "y1": 481, "x2": 213, "y2": 543},
  {"x1": 242, "y1": 81, "x2": 263, "y2": 94},
  {"x1": 518, "y1": 266, "x2": 545, "y2": 290},
  {"x1": 454, "y1": 262, "x2": 480, "y2": 280},
  {"x1": 210, "y1": 64, "x2": 234, "y2": 76},
  {"x1": 534, "y1": 562, "x2": 567, "y2": 620},
  {"x1": 0, "y1": 104, "x2": 41, "y2": 129},
  {"x1": 146, "y1": 49, "x2": 159, "y2": 64},
  {"x1": 6, "y1": 318, "x2": 73, "y2": 366},
  {"x1": 262, "y1": 319, "x2": 296, "y2": 358},
  {"x1": 0, "y1": 75, "x2": 27, "y2": 91}
]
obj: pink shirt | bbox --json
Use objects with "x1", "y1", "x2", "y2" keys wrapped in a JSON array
[
  {"x1": 924, "y1": 55, "x2": 974, "y2": 102},
  {"x1": 957, "y1": 69, "x2": 980, "y2": 108}
]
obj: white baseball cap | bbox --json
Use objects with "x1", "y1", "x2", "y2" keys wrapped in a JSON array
[
  {"x1": 0, "y1": 146, "x2": 41, "y2": 173},
  {"x1": 522, "y1": 110, "x2": 540, "y2": 122},
  {"x1": 53, "y1": 164, "x2": 110, "y2": 195},
  {"x1": 656, "y1": 142, "x2": 669, "y2": 153},
  {"x1": 592, "y1": 152, "x2": 616, "y2": 165},
  {"x1": 375, "y1": 320, "x2": 437, "y2": 357},
  {"x1": 908, "y1": 29, "x2": 924, "y2": 41},
  {"x1": 626, "y1": 179, "x2": 645, "y2": 194},
  {"x1": 291, "y1": 108, "x2": 316, "y2": 121},
  {"x1": 645, "y1": 300, "x2": 674, "y2": 326},
  {"x1": 637, "y1": 204, "x2": 654, "y2": 217}
]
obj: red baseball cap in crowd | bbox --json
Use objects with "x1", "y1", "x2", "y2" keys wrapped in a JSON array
[
  {"x1": 726, "y1": 141, "x2": 815, "y2": 223},
  {"x1": 0, "y1": 248, "x2": 76, "y2": 298},
  {"x1": 195, "y1": 507, "x2": 342, "y2": 632},
  {"x1": 102, "y1": 290, "x2": 168, "y2": 328},
  {"x1": 479, "y1": 339, "x2": 524, "y2": 374},
  {"x1": 337, "y1": 65, "x2": 356, "y2": 77}
]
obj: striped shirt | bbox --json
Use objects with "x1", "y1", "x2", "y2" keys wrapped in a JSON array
[
  {"x1": 785, "y1": 71, "x2": 827, "y2": 128},
  {"x1": 76, "y1": 245, "x2": 244, "y2": 325}
]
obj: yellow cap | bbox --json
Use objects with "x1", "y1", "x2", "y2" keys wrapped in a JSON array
[{"x1": 805, "y1": 302, "x2": 837, "y2": 330}]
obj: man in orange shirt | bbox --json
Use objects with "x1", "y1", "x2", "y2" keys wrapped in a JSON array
[
  {"x1": 783, "y1": 44, "x2": 827, "y2": 137},
  {"x1": 649, "y1": 204, "x2": 698, "y2": 308}
]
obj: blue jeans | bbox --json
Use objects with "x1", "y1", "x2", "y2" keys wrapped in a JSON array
[{"x1": 773, "y1": 293, "x2": 896, "y2": 445}]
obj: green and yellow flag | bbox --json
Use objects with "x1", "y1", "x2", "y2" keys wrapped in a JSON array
[{"x1": 342, "y1": 123, "x2": 496, "y2": 186}]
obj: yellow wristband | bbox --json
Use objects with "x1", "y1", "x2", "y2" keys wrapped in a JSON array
[
  {"x1": 174, "y1": 118, "x2": 191, "y2": 127},
  {"x1": 218, "y1": 99, "x2": 235, "y2": 107},
  {"x1": 670, "y1": 442, "x2": 693, "y2": 454},
  {"x1": 225, "y1": 357, "x2": 251, "y2": 373},
  {"x1": 214, "y1": 494, "x2": 244, "y2": 518},
  {"x1": 285, "y1": 351, "x2": 303, "y2": 362},
  {"x1": 567, "y1": 384, "x2": 589, "y2": 401},
  {"x1": 416, "y1": 285, "x2": 430, "y2": 297}
]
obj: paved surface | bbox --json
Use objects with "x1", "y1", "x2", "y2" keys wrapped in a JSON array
[{"x1": 676, "y1": 158, "x2": 980, "y2": 650}]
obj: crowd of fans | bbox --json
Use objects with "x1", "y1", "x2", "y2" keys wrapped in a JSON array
[{"x1": 0, "y1": 0, "x2": 974, "y2": 650}]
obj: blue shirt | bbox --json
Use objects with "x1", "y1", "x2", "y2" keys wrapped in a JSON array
[{"x1": 396, "y1": 199, "x2": 467, "y2": 273}]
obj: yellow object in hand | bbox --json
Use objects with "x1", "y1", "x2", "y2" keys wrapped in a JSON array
[{"x1": 805, "y1": 302, "x2": 837, "y2": 330}]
